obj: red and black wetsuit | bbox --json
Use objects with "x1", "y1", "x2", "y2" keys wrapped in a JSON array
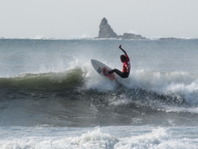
[{"x1": 122, "y1": 54, "x2": 130, "y2": 74}]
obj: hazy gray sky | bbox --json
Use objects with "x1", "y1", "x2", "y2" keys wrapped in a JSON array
[{"x1": 0, "y1": 0, "x2": 198, "y2": 39}]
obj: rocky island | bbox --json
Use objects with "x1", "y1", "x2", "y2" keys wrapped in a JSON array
[{"x1": 97, "y1": 18, "x2": 146, "y2": 40}]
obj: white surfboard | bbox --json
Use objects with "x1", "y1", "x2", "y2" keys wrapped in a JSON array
[{"x1": 91, "y1": 59, "x2": 118, "y2": 81}]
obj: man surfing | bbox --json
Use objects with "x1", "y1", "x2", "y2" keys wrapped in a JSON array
[{"x1": 107, "y1": 45, "x2": 131, "y2": 78}]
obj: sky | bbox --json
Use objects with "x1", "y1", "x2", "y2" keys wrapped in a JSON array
[{"x1": 0, "y1": 0, "x2": 198, "y2": 39}]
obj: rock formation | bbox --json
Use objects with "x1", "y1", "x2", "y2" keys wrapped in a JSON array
[
  {"x1": 119, "y1": 33, "x2": 146, "y2": 40},
  {"x1": 98, "y1": 18, "x2": 146, "y2": 40},
  {"x1": 98, "y1": 18, "x2": 118, "y2": 38}
]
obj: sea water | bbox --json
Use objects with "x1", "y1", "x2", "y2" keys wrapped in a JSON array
[{"x1": 0, "y1": 38, "x2": 198, "y2": 148}]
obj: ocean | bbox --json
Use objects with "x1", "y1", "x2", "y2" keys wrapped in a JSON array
[{"x1": 0, "y1": 38, "x2": 198, "y2": 148}]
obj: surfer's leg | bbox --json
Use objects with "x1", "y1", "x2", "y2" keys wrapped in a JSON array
[
  {"x1": 109, "y1": 69, "x2": 129, "y2": 78},
  {"x1": 108, "y1": 69, "x2": 123, "y2": 77}
]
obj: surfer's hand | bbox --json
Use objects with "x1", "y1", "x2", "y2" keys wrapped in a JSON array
[{"x1": 119, "y1": 45, "x2": 127, "y2": 55}]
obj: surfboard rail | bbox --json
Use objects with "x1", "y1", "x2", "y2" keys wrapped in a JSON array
[{"x1": 91, "y1": 59, "x2": 118, "y2": 81}]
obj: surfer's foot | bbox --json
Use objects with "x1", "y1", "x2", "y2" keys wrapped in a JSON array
[
  {"x1": 107, "y1": 71, "x2": 111, "y2": 74},
  {"x1": 103, "y1": 71, "x2": 108, "y2": 76},
  {"x1": 102, "y1": 68, "x2": 109, "y2": 76},
  {"x1": 104, "y1": 71, "x2": 111, "y2": 76}
]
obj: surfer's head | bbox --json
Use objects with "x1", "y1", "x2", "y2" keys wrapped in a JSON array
[{"x1": 120, "y1": 55, "x2": 127, "y2": 62}]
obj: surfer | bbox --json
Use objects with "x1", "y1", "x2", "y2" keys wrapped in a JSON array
[{"x1": 107, "y1": 45, "x2": 131, "y2": 78}]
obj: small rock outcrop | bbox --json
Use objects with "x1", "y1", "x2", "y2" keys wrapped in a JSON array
[
  {"x1": 98, "y1": 18, "x2": 146, "y2": 40},
  {"x1": 120, "y1": 33, "x2": 146, "y2": 40},
  {"x1": 98, "y1": 18, "x2": 118, "y2": 38}
]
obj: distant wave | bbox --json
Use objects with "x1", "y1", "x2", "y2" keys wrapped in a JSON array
[
  {"x1": 1, "y1": 36, "x2": 197, "y2": 41},
  {"x1": 0, "y1": 35, "x2": 94, "y2": 41},
  {"x1": 0, "y1": 37, "x2": 124, "y2": 41}
]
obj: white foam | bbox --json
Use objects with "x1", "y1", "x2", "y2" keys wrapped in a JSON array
[
  {"x1": 124, "y1": 70, "x2": 198, "y2": 105},
  {"x1": 115, "y1": 127, "x2": 168, "y2": 149},
  {"x1": 165, "y1": 106, "x2": 198, "y2": 114},
  {"x1": 114, "y1": 127, "x2": 197, "y2": 149},
  {"x1": 1, "y1": 126, "x2": 198, "y2": 149},
  {"x1": 68, "y1": 127, "x2": 118, "y2": 148},
  {"x1": 0, "y1": 127, "x2": 118, "y2": 149},
  {"x1": 165, "y1": 80, "x2": 198, "y2": 105}
]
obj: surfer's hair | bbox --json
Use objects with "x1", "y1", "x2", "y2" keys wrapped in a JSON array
[{"x1": 120, "y1": 55, "x2": 127, "y2": 62}]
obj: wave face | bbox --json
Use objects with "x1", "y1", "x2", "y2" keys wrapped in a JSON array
[{"x1": 0, "y1": 39, "x2": 198, "y2": 127}]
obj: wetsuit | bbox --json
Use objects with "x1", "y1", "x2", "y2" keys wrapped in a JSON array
[{"x1": 109, "y1": 54, "x2": 131, "y2": 78}]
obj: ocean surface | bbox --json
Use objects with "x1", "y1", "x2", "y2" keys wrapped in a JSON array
[{"x1": 0, "y1": 38, "x2": 198, "y2": 148}]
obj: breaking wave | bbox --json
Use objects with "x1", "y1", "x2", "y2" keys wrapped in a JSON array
[
  {"x1": 0, "y1": 67, "x2": 198, "y2": 106},
  {"x1": 0, "y1": 66, "x2": 198, "y2": 127}
]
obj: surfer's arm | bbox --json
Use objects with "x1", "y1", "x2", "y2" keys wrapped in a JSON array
[{"x1": 119, "y1": 45, "x2": 128, "y2": 56}]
